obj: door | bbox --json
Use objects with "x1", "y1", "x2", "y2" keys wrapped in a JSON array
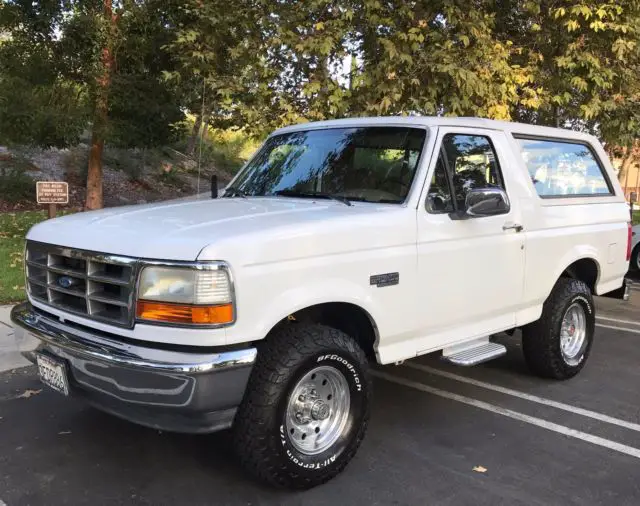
[{"x1": 415, "y1": 127, "x2": 525, "y2": 353}]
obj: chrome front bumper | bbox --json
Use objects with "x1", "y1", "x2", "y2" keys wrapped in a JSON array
[{"x1": 11, "y1": 302, "x2": 257, "y2": 434}]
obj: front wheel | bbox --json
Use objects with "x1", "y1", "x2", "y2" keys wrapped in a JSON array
[
  {"x1": 522, "y1": 277, "x2": 595, "y2": 380},
  {"x1": 233, "y1": 323, "x2": 371, "y2": 489}
]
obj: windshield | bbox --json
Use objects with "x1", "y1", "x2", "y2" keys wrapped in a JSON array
[{"x1": 227, "y1": 126, "x2": 427, "y2": 204}]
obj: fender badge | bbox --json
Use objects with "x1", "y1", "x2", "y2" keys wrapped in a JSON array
[{"x1": 370, "y1": 272, "x2": 399, "y2": 287}]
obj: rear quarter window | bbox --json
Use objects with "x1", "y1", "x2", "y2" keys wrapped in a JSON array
[{"x1": 515, "y1": 137, "x2": 613, "y2": 198}]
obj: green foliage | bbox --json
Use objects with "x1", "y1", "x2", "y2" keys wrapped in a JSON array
[
  {"x1": 0, "y1": 0, "x2": 185, "y2": 151},
  {"x1": 495, "y1": 0, "x2": 640, "y2": 140},
  {"x1": 3, "y1": 0, "x2": 640, "y2": 178},
  {"x1": 0, "y1": 210, "x2": 47, "y2": 303},
  {"x1": 106, "y1": 0, "x2": 185, "y2": 149},
  {"x1": 197, "y1": 129, "x2": 260, "y2": 176},
  {"x1": 172, "y1": 120, "x2": 261, "y2": 177},
  {"x1": 0, "y1": 156, "x2": 35, "y2": 203},
  {"x1": 0, "y1": 1, "x2": 90, "y2": 147}
]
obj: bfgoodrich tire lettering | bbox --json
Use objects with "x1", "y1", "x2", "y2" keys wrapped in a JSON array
[
  {"x1": 233, "y1": 323, "x2": 371, "y2": 489},
  {"x1": 522, "y1": 277, "x2": 595, "y2": 380}
]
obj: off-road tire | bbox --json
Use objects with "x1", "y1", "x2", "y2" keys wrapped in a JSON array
[
  {"x1": 233, "y1": 323, "x2": 371, "y2": 489},
  {"x1": 522, "y1": 277, "x2": 595, "y2": 380}
]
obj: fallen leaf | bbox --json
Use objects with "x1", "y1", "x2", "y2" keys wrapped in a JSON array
[
  {"x1": 17, "y1": 389, "x2": 42, "y2": 399},
  {"x1": 473, "y1": 466, "x2": 488, "y2": 473}
]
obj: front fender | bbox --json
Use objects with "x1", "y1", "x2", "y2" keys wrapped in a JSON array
[{"x1": 244, "y1": 277, "x2": 381, "y2": 343}]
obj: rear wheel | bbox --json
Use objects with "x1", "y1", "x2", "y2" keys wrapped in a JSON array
[
  {"x1": 522, "y1": 277, "x2": 595, "y2": 380},
  {"x1": 233, "y1": 323, "x2": 371, "y2": 489}
]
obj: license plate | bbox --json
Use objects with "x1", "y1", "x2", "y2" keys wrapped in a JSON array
[{"x1": 36, "y1": 354, "x2": 69, "y2": 396}]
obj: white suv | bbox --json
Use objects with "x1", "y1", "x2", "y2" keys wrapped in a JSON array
[{"x1": 12, "y1": 117, "x2": 632, "y2": 489}]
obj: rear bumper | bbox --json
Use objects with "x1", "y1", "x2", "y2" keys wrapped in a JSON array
[{"x1": 11, "y1": 302, "x2": 256, "y2": 434}]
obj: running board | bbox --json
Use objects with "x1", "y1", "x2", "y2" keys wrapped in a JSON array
[{"x1": 442, "y1": 338, "x2": 507, "y2": 366}]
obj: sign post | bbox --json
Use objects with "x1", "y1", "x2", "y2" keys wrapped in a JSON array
[{"x1": 36, "y1": 182, "x2": 68, "y2": 219}]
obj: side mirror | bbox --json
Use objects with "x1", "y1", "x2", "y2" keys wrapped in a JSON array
[
  {"x1": 466, "y1": 187, "x2": 510, "y2": 216},
  {"x1": 211, "y1": 175, "x2": 218, "y2": 199},
  {"x1": 449, "y1": 188, "x2": 510, "y2": 220}
]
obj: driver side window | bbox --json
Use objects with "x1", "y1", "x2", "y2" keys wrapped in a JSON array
[{"x1": 426, "y1": 133, "x2": 505, "y2": 213}]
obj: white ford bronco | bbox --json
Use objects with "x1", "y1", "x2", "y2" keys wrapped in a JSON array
[{"x1": 12, "y1": 117, "x2": 632, "y2": 489}]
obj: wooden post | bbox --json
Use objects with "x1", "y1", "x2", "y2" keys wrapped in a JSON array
[{"x1": 48, "y1": 204, "x2": 57, "y2": 219}]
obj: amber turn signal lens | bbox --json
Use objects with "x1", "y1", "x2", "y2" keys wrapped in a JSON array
[{"x1": 136, "y1": 300, "x2": 234, "y2": 325}]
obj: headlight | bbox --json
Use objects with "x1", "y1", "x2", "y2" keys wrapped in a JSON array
[{"x1": 136, "y1": 264, "x2": 234, "y2": 326}]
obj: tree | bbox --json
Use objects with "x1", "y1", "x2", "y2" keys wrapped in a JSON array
[
  {"x1": 494, "y1": 1, "x2": 640, "y2": 134},
  {"x1": 85, "y1": 0, "x2": 185, "y2": 209},
  {"x1": 4, "y1": 0, "x2": 640, "y2": 206},
  {"x1": 0, "y1": 0, "x2": 185, "y2": 209},
  {"x1": 0, "y1": 0, "x2": 90, "y2": 147},
  {"x1": 167, "y1": 0, "x2": 269, "y2": 136},
  {"x1": 84, "y1": 0, "x2": 114, "y2": 210}
]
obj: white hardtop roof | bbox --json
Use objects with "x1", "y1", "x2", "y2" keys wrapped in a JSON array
[{"x1": 272, "y1": 116, "x2": 599, "y2": 144}]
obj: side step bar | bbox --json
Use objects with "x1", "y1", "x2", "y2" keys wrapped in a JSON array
[{"x1": 442, "y1": 337, "x2": 506, "y2": 366}]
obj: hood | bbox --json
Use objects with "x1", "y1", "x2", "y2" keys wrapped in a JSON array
[{"x1": 26, "y1": 196, "x2": 395, "y2": 260}]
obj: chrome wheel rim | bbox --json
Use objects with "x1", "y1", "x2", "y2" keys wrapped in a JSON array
[
  {"x1": 560, "y1": 302, "x2": 587, "y2": 366},
  {"x1": 285, "y1": 365, "x2": 350, "y2": 456}
]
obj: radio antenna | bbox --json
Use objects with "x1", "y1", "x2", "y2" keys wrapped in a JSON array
[{"x1": 196, "y1": 77, "x2": 206, "y2": 197}]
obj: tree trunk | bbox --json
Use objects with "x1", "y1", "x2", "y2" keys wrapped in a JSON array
[
  {"x1": 200, "y1": 113, "x2": 210, "y2": 142},
  {"x1": 553, "y1": 105, "x2": 561, "y2": 128},
  {"x1": 86, "y1": 136, "x2": 105, "y2": 209},
  {"x1": 186, "y1": 114, "x2": 202, "y2": 157},
  {"x1": 85, "y1": 0, "x2": 115, "y2": 211},
  {"x1": 620, "y1": 150, "x2": 634, "y2": 192}
]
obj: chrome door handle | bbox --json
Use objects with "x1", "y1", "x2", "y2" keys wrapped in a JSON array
[{"x1": 503, "y1": 222, "x2": 523, "y2": 232}]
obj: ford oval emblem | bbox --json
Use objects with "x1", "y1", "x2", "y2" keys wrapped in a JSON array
[{"x1": 57, "y1": 276, "x2": 76, "y2": 289}]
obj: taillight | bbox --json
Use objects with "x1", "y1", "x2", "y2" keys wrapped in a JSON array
[{"x1": 627, "y1": 222, "x2": 633, "y2": 261}]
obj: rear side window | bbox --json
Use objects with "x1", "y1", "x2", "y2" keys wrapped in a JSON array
[{"x1": 515, "y1": 137, "x2": 612, "y2": 197}]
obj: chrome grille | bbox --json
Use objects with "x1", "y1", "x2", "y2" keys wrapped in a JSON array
[{"x1": 25, "y1": 241, "x2": 138, "y2": 327}]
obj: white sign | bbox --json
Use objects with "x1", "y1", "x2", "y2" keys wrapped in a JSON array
[{"x1": 37, "y1": 181, "x2": 68, "y2": 205}]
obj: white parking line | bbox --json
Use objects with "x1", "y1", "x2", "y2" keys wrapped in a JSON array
[
  {"x1": 596, "y1": 316, "x2": 640, "y2": 326},
  {"x1": 403, "y1": 363, "x2": 640, "y2": 433},
  {"x1": 372, "y1": 370, "x2": 640, "y2": 460},
  {"x1": 596, "y1": 323, "x2": 640, "y2": 334}
]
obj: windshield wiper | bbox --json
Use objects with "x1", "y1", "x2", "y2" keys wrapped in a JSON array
[
  {"x1": 223, "y1": 187, "x2": 247, "y2": 198},
  {"x1": 274, "y1": 190, "x2": 352, "y2": 206}
]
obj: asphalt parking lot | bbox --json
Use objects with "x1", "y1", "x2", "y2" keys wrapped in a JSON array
[{"x1": 1, "y1": 284, "x2": 639, "y2": 505}]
